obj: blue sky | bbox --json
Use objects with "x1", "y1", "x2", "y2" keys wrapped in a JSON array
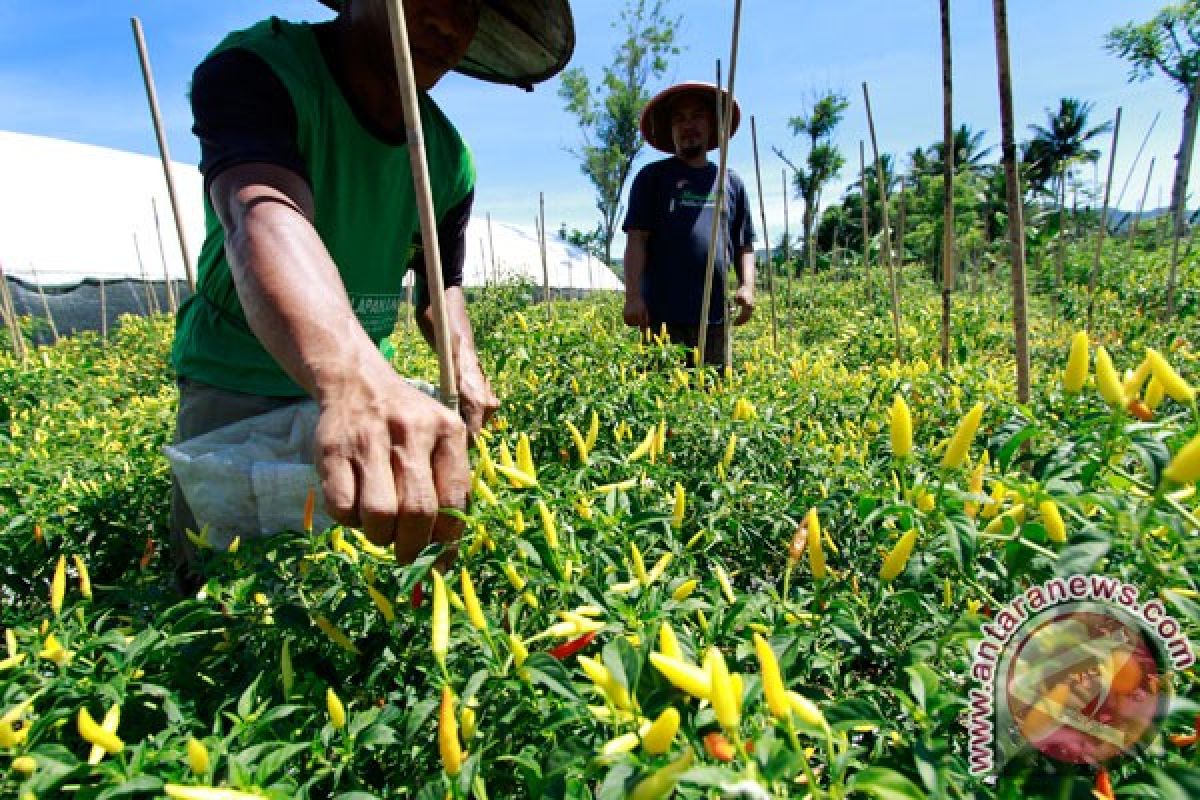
[{"x1": 0, "y1": 1, "x2": 1190, "y2": 252}]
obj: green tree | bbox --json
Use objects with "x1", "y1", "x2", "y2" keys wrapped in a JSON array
[
  {"x1": 558, "y1": 0, "x2": 680, "y2": 267},
  {"x1": 1022, "y1": 97, "x2": 1111, "y2": 198},
  {"x1": 775, "y1": 91, "x2": 849, "y2": 274}
]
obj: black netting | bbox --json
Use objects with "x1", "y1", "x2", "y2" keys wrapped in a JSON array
[{"x1": 4, "y1": 276, "x2": 192, "y2": 345}]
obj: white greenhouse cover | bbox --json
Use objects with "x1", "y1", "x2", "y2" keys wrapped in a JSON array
[{"x1": 0, "y1": 131, "x2": 621, "y2": 291}]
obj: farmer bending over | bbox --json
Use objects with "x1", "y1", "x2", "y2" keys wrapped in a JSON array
[
  {"x1": 169, "y1": 0, "x2": 575, "y2": 592},
  {"x1": 622, "y1": 82, "x2": 757, "y2": 368}
]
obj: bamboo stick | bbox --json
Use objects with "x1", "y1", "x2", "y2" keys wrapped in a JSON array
[
  {"x1": 539, "y1": 192, "x2": 552, "y2": 314},
  {"x1": 1086, "y1": 107, "x2": 1122, "y2": 329},
  {"x1": 30, "y1": 264, "x2": 59, "y2": 344},
  {"x1": 152, "y1": 198, "x2": 177, "y2": 313},
  {"x1": 862, "y1": 82, "x2": 903, "y2": 361},
  {"x1": 697, "y1": 0, "x2": 744, "y2": 369},
  {"x1": 781, "y1": 168, "x2": 792, "y2": 322},
  {"x1": 131, "y1": 17, "x2": 195, "y2": 293},
  {"x1": 486, "y1": 212, "x2": 498, "y2": 286},
  {"x1": 1129, "y1": 157, "x2": 1155, "y2": 254},
  {"x1": 750, "y1": 116, "x2": 778, "y2": 352},
  {"x1": 99, "y1": 278, "x2": 108, "y2": 342},
  {"x1": 133, "y1": 233, "x2": 159, "y2": 315},
  {"x1": 713, "y1": 61, "x2": 733, "y2": 368},
  {"x1": 0, "y1": 260, "x2": 26, "y2": 361},
  {"x1": 1113, "y1": 111, "x2": 1159, "y2": 212},
  {"x1": 859, "y1": 140, "x2": 871, "y2": 290},
  {"x1": 992, "y1": 0, "x2": 1031, "y2": 404},
  {"x1": 383, "y1": 0, "x2": 459, "y2": 410},
  {"x1": 939, "y1": 0, "x2": 954, "y2": 369}
]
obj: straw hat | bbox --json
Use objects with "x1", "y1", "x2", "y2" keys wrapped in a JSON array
[
  {"x1": 640, "y1": 81, "x2": 741, "y2": 154},
  {"x1": 317, "y1": 0, "x2": 575, "y2": 91}
]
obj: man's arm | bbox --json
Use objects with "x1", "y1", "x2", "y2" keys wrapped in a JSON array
[
  {"x1": 623, "y1": 230, "x2": 651, "y2": 328},
  {"x1": 209, "y1": 163, "x2": 469, "y2": 562},
  {"x1": 413, "y1": 287, "x2": 498, "y2": 433},
  {"x1": 732, "y1": 246, "x2": 756, "y2": 326}
]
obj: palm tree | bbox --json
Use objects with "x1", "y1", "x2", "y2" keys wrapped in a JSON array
[
  {"x1": 931, "y1": 124, "x2": 992, "y2": 175},
  {"x1": 1023, "y1": 97, "x2": 1111, "y2": 197}
]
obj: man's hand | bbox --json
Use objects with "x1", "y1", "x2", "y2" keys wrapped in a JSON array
[
  {"x1": 732, "y1": 285, "x2": 755, "y2": 326},
  {"x1": 624, "y1": 293, "x2": 651, "y2": 328},
  {"x1": 315, "y1": 365, "x2": 470, "y2": 564},
  {"x1": 457, "y1": 357, "x2": 499, "y2": 435}
]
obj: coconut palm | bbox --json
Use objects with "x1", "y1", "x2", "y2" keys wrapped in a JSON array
[{"x1": 1023, "y1": 97, "x2": 1112, "y2": 198}]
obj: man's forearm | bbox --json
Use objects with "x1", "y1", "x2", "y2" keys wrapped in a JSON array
[
  {"x1": 736, "y1": 248, "x2": 756, "y2": 289},
  {"x1": 417, "y1": 287, "x2": 481, "y2": 370},
  {"x1": 624, "y1": 237, "x2": 646, "y2": 299}
]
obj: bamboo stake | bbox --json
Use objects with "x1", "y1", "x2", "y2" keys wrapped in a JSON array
[
  {"x1": 939, "y1": 0, "x2": 954, "y2": 369},
  {"x1": 992, "y1": 0, "x2": 1031, "y2": 404},
  {"x1": 781, "y1": 168, "x2": 792, "y2": 322},
  {"x1": 486, "y1": 212, "x2": 498, "y2": 285},
  {"x1": 133, "y1": 233, "x2": 159, "y2": 315},
  {"x1": 713, "y1": 61, "x2": 733, "y2": 368},
  {"x1": 750, "y1": 116, "x2": 778, "y2": 352},
  {"x1": 131, "y1": 17, "x2": 195, "y2": 293},
  {"x1": 1129, "y1": 157, "x2": 1155, "y2": 254},
  {"x1": 539, "y1": 192, "x2": 552, "y2": 313},
  {"x1": 478, "y1": 240, "x2": 488, "y2": 287},
  {"x1": 99, "y1": 278, "x2": 108, "y2": 342},
  {"x1": 896, "y1": 176, "x2": 908, "y2": 266},
  {"x1": 1113, "y1": 111, "x2": 1159, "y2": 212},
  {"x1": 1086, "y1": 107, "x2": 1122, "y2": 329},
  {"x1": 859, "y1": 140, "x2": 871, "y2": 291},
  {"x1": 0, "y1": 260, "x2": 26, "y2": 361},
  {"x1": 382, "y1": 0, "x2": 458, "y2": 410},
  {"x1": 697, "y1": 0, "x2": 743, "y2": 369},
  {"x1": 862, "y1": 82, "x2": 902, "y2": 361},
  {"x1": 30, "y1": 265, "x2": 59, "y2": 344},
  {"x1": 152, "y1": 198, "x2": 177, "y2": 313}
]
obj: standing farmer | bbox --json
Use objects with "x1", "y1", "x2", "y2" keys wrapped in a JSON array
[
  {"x1": 622, "y1": 82, "x2": 756, "y2": 366},
  {"x1": 170, "y1": 0, "x2": 574, "y2": 591}
]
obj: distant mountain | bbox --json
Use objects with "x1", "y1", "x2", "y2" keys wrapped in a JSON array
[{"x1": 1104, "y1": 206, "x2": 1198, "y2": 234}]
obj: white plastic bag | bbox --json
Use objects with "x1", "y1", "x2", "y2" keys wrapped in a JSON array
[{"x1": 164, "y1": 380, "x2": 437, "y2": 548}]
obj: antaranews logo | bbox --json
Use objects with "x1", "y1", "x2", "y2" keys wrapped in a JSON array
[{"x1": 966, "y1": 574, "x2": 1194, "y2": 777}]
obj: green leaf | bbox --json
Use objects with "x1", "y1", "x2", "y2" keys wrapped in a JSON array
[
  {"x1": 95, "y1": 776, "x2": 164, "y2": 799},
  {"x1": 847, "y1": 766, "x2": 929, "y2": 799},
  {"x1": 525, "y1": 653, "x2": 582, "y2": 703}
]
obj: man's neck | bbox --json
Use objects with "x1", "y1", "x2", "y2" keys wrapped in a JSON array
[
  {"x1": 324, "y1": 18, "x2": 408, "y2": 139},
  {"x1": 675, "y1": 153, "x2": 711, "y2": 169}
]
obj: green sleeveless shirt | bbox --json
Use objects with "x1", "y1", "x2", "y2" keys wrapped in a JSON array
[{"x1": 172, "y1": 18, "x2": 475, "y2": 397}]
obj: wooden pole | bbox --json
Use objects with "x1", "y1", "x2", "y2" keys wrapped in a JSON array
[
  {"x1": 152, "y1": 198, "x2": 177, "y2": 313},
  {"x1": 1113, "y1": 111, "x2": 1159, "y2": 212},
  {"x1": 0, "y1": 260, "x2": 26, "y2": 361},
  {"x1": 750, "y1": 116, "x2": 778, "y2": 352},
  {"x1": 697, "y1": 0, "x2": 743, "y2": 369},
  {"x1": 30, "y1": 265, "x2": 59, "y2": 344},
  {"x1": 992, "y1": 0, "x2": 1031, "y2": 404},
  {"x1": 862, "y1": 82, "x2": 902, "y2": 361},
  {"x1": 713, "y1": 62, "x2": 733, "y2": 368},
  {"x1": 1129, "y1": 157, "x2": 1156, "y2": 253},
  {"x1": 486, "y1": 212, "x2": 498, "y2": 286},
  {"x1": 133, "y1": 233, "x2": 159, "y2": 315},
  {"x1": 131, "y1": 17, "x2": 195, "y2": 293},
  {"x1": 781, "y1": 168, "x2": 792, "y2": 322},
  {"x1": 1087, "y1": 107, "x2": 1122, "y2": 329},
  {"x1": 539, "y1": 192, "x2": 552, "y2": 312},
  {"x1": 383, "y1": 0, "x2": 459, "y2": 409},
  {"x1": 859, "y1": 140, "x2": 871, "y2": 290},
  {"x1": 940, "y1": 0, "x2": 955, "y2": 369},
  {"x1": 896, "y1": 176, "x2": 908, "y2": 266}
]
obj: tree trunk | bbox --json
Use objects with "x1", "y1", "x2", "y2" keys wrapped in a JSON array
[
  {"x1": 1166, "y1": 77, "x2": 1200, "y2": 318},
  {"x1": 940, "y1": 0, "x2": 954, "y2": 370},
  {"x1": 991, "y1": 0, "x2": 1031, "y2": 404},
  {"x1": 803, "y1": 203, "x2": 816, "y2": 275},
  {"x1": 782, "y1": 168, "x2": 792, "y2": 318}
]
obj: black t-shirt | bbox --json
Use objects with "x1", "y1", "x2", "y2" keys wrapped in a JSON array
[
  {"x1": 189, "y1": 26, "x2": 471, "y2": 311},
  {"x1": 623, "y1": 157, "x2": 755, "y2": 325}
]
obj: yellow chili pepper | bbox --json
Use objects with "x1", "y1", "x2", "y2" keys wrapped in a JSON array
[
  {"x1": 585, "y1": 410, "x2": 600, "y2": 453},
  {"x1": 475, "y1": 434, "x2": 497, "y2": 485},
  {"x1": 461, "y1": 569, "x2": 487, "y2": 631},
  {"x1": 707, "y1": 648, "x2": 739, "y2": 731},
  {"x1": 367, "y1": 585, "x2": 395, "y2": 623},
  {"x1": 1165, "y1": 432, "x2": 1200, "y2": 485},
  {"x1": 186, "y1": 737, "x2": 209, "y2": 775},
  {"x1": 942, "y1": 403, "x2": 985, "y2": 469},
  {"x1": 806, "y1": 508, "x2": 826, "y2": 580},
  {"x1": 964, "y1": 462, "x2": 985, "y2": 518},
  {"x1": 1062, "y1": 331, "x2": 1089, "y2": 393},
  {"x1": 78, "y1": 706, "x2": 123, "y2": 756},
  {"x1": 578, "y1": 655, "x2": 632, "y2": 709},
  {"x1": 11, "y1": 755, "x2": 35, "y2": 775},
  {"x1": 630, "y1": 543, "x2": 649, "y2": 585},
  {"x1": 565, "y1": 419, "x2": 590, "y2": 464},
  {"x1": 313, "y1": 615, "x2": 360, "y2": 655},
  {"x1": 1040, "y1": 499, "x2": 1067, "y2": 543},
  {"x1": 431, "y1": 569, "x2": 449, "y2": 668},
  {"x1": 280, "y1": 641, "x2": 293, "y2": 697},
  {"x1": 439, "y1": 686, "x2": 465, "y2": 776},
  {"x1": 508, "y1": 634, "x2": 528, "y2": 669},
  {"x1": 627, "y1": 426, "x2": 658, "y2": 462},
  {"x1": 502, "y1": 561, "x2": 527, "y2": 591},
  {"x1": 786, "y1": 690, "x2": 828, "y2": 729},
  {"x1": 73, "y1": 555, "x2": 91, "y2": 601},
  {"x1": 658, "y1": 622, "x2": 683, "y2": 661},
  {"x1": 983, "y1": 504, "x2": 1027, "y2": 535},
  {"x1": 1147, "y1": 347, "x2": 1196, "y2": 405},
  {"x1": 1145, "y1": 375, "x2": 1166, "y2": 410},
  {"x1": 671, "y1": 482, "x2": 685, "y2": 529},
  {"x1": 671, "y1": 579, "x2": 698, "y2": 601},
  {"x1": 460, "y1": 705, "x2": 477, "y2": 741},
  {"x1": 1094, "y1": 347, "x2": 1127, "y2": 408},
  {"x1": 879, "y1": 530, "x2": 918, "y2": 583},
  {"x1": 516, "y1": 433, "x2": 537, "y2": 480},
  {"x1": 715, "y1": 565, "x2": 736, "y2": 604},
  {"x1": 628, "y1": 749, "x2": 694, "y2": 800},
  {"x1": 649, "y1": 652, "x2": 711, "y2": 700},
  {"x1": 164, "y1": 787, "x2": 268, "y2": 800},
  {"x1": 890, "y1": 394, "x2": 912, "y2": 458},
  {"x1": 325, "y1": 687, "x2": 346, "y2": 730},
  {"x1": 536, "y1": 499, "x2": 559, "y2": 550},
  {"x1": 753, "y1": 633, "x2": 790, "y2": 720},
  {"x1": 50, "y1": 555, "x2": 66, "y2": 616},
  {"x1": 722, "y1": 433, "x2": 737, "y2": 470},
  {"x1": 641, "y1": 707, "x2": 680, "y2": 755}
]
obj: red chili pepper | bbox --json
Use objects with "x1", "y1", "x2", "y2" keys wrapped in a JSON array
[
  {"x1": 703, "y1": 731, "x2": 735, "y2": 762},
  {"x1": 138, "y1": 537, "x2": 156, "y2": 570},
  {"x1": 410, "y1": 582, "x2": 424, "y2": 609},
  {"x1": 547, "y1": 631, "x2": 596, "y2": 660},
  {"x1": 1094, "y1": 767, "x2": 1114, "y2": 800}
]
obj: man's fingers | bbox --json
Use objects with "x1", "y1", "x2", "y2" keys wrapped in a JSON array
[
  {"x1": 430, "y1": 414, "x2": 470, "y2": 558},
  {"x1": 318, "y1": 450, "x2": 359, "y2": 529},
  {"x1": 358, "y1": 442, "x2": 400, "y2": 547}
]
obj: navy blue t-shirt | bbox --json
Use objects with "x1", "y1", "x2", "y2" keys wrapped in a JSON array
[{"x1": 623, "y1": 157, "x2": 755, "y2": 325}]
